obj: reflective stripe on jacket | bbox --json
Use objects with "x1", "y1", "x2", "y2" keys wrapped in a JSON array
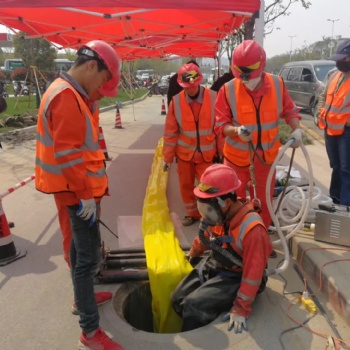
[
  {"x1": 164, "y1": 88, "x2": 217, "y2": 162},
  {"x1": 35, "y1": 78, "x2": 107, "y2": 197},
  {"x1": 223, "y1": 74, "x2": 283, "y2": 166},
  {"x1": 318, "y1": 72, "x2": 350, "y2": 135}
]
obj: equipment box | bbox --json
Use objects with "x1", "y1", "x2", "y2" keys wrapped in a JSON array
[{"x1": 314, "y1": 205, "x2": 350, "y2": 247}]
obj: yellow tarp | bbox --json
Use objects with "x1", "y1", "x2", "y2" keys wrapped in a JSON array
[{"x1": 142, "y1": 138, "x2": 193, "y2": 333}]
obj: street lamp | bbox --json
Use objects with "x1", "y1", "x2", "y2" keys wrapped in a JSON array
[
  {"x1": 288, "y1": 35, "x2": 297, "y2": 62},
  {"x1": 327, "y1": 18, "x2": 340, "y2": 56}
]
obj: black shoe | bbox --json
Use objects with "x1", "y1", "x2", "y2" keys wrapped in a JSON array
[{"x1": 269, "y1": 250, "x2": 277, "y2": 259}]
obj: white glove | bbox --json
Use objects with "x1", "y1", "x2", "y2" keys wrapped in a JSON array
[
  {"x1": 76, "y1": 199, "x2": 96, "y2": 224},
  {"x1": 163, "y1": 162, "x2": 171, "y2": 172},
  {"x1": 236, "y1": 126, "x2": 251, "y2": 142},
  {"x1": 228, "y1": 314, "x2": 248, "y2": 334},
  {"x1": 289, "y1": 128, "x2": 303, "y2": 148}
]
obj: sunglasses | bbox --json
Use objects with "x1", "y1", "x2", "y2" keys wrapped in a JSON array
[
  {"x1": 233, "y1": 61, "x2": 261, "y2": 74},
  {"x1": 198, "y1": 183, "x2": 219, "y2": 194}
]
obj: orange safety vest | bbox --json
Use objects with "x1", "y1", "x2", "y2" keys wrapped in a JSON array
[
  {"x1": 171, "y1": 88, "x2": 217, "y2": 162},
  {"x1": 35, "y1": 78, "x2": 107, "y2": 197},
  {"x1": 223, "y1": 74, "x2": 284, "y2": 166},
  {"x1": 209, "y1": 202, "x2": 265, "y2": 260},
  {"x1": 318, "y1": 72, "x2": 350, "y2": 135}
]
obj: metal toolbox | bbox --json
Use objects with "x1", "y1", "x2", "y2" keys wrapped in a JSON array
[{"x1": 314, "y1": 204, "x2": 350, "y2": 247}]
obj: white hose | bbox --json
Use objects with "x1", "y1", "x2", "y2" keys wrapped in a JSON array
[{"x1": 265, "y1": 139, "x2": 314, "y2": 275}]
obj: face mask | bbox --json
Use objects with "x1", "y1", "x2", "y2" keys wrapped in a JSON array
[
  {"x1": 336, "y1": 60, "x2": 350, "y2": 73},
  {"x1": 197, "y1": 198, "x2": 226, "y2": 226},
  {"x1": 242, "y1": 76, "x2": 261, "y2": 91}
]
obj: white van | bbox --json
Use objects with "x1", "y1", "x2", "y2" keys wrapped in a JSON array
[{"x1": 279, "y1": 60, "x2": 336, "y2": 114}]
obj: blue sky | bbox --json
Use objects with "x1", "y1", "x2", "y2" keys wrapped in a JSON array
[{"x1": 264, "y1": 0, "x2": 350, "y2": 58}]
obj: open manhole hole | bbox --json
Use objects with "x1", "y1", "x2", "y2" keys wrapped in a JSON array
[{"x1": 114, "y1": 281, "x2": 155, "y2": 333}]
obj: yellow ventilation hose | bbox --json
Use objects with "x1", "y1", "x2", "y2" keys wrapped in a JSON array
[{"x1": 142, "y1": 138, "x2": 193, "y2": 333}]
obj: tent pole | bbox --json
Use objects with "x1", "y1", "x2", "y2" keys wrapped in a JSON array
[
  {"x1": 254, "y1": 0, "x2": 265, "y2": 47},
  {"x1": 127, "y1": 62, "x2": 136, "y2": 121}
]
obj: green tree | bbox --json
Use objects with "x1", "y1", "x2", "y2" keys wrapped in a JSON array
[
  {"x1": 13, "y1": 31, "x2": 57, "y2": 70},
  {"x1": 221, "y1": 0, "x2": 312, "y2": 64}
]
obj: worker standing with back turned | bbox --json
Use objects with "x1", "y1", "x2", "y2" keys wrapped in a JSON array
[{"x1": 35, "y1": 40, "x2": 124, "y2": 350}]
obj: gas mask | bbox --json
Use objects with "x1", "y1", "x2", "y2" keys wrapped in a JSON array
[
  {"x1": 196, "y1": 197, "x2": 227, "y2": 226},
  {"x1": 242, "y1": 76, "x2": 261, "y2": 91}
]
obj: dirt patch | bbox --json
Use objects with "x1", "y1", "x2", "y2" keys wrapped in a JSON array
[{"x1": 0, "y1": 127, "x2": 36, "y2": 146}]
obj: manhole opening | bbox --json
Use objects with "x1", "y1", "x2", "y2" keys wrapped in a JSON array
[{"x1": 114, "y1": 281, "x2": 154, "y2": 333}]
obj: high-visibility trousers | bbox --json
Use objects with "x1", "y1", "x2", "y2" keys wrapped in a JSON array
[
  {"x1": 54, "y1": 195, "x2": 72, "y2": 267},
  {"x1": 224, "y1": 153, "x2": 275, "y2": 229},
  {"x1": 177, "y1": 158, "x2": 212, "y2": 218}
]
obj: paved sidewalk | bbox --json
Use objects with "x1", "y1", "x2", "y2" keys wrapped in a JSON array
[
  {"x1": 1, "y1": 102, "x2": 350, "y2": 349},
  {"x1": 285, "y1": 118, "x2": 350, "y2": 329}
]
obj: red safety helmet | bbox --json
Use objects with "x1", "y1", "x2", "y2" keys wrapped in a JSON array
[
  {"x1": 231, "y1": 40, "x2": 266, "y2": 81},
  {"x1": 79, "y1": 40, "x2": 121, "y2": 97},
  {"x1": 194, "y1": 164, "x2": 241, "y2": 199},
  {"x1": 177, "y1": 63, "x2": 203, "y2": 88},
  {"x1": 99, "y1": 75, "x2": 120, "y2": 97}
]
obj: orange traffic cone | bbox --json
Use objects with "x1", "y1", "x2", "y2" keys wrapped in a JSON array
[
  {"x1": 98, "y1": 126, "x2": 112, "y2": 161},
  {"x1": 0, "y1": 199, "x2": 26, "y2": 266},
  {"x1": 114, "y1": 104, "x2": 123, "y2": 129},
  {"x1": 161, "y1": 98, "x2": 166, "y2": 115}
]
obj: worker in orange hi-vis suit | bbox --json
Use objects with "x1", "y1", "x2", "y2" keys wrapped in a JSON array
[
  {"x1": 214, "y1": 40, "x2": 303, "y2": 235},
  {"x1": 163, "y1": 62, "x2": 224, "y2": 227}
]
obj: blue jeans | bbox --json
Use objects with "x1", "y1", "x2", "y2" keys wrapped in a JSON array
[
  {"x1": 325, "y1": 127, "x2": 350, "y2": 205},
  {"x1": 67, "y1": 202, "x2": 101, "y2": 334}
]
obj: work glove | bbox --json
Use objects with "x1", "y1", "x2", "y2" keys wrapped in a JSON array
[
  {"x1": 163, "y1": 161, "x2": 171, "y2": 172},
  {"x1": 76, "y1": 199, "x2": 96, "y2": 227},
  {"x1": 222, "y1": 312, "x2": 248, "y2": 334},
  {"x1": 236, "y1": 125, "x2": 251, "y2": 142},
  {"x1": 288, "y1": 128, "x2": 303, "y2": 148}
]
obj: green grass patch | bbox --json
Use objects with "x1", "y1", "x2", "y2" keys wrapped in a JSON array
[
  {"x1": 0, "y1": 87, "x2": 148, "y2": 122},
  {"x1": 279, "y1": 119, "x2": 313, "y2": 145}
]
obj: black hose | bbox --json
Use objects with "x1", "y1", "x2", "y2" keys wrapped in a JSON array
[{"x1": 198, "y1": 221, "x2": 243, "y2": 267}]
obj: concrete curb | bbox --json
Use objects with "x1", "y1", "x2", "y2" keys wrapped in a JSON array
[
  {"x1": 300, "y1": 122, "x2": 325, "y2": 146},
  {"x1": 291, "y1": 234, "x2": 350, "y2": 326}
]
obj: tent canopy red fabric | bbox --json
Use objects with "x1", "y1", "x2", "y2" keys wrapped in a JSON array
[
  {"x1": 0, "y1": 1, "x2": 260, "y2": 12},
  {"x1": 0, "y1": 2, "x2": 260, "y2": 59}
]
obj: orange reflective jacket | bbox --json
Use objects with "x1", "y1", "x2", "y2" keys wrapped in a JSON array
[
  {"x1": 318, "y1": 72, "x2": 350, "y2": 135},
  {"x1": 35, "y1": 78, "x2": 107, "y2": 198},
  {"x1": 190, "y1": 202, "x2": 269, "y2": 318},
  {"x1": 223, "y1": 74, "x2": 283, "y2": 166},
  {"x1": 163, "y1": 88, "x2": 217, "y2": 162}
]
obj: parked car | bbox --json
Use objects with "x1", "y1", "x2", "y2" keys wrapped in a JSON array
[
  {"x1": 279, "y1": 60, "x2": 336, "y2": 115},
  {"x1": 312, "y1": 67, "x2": 338, "y2": 125}
]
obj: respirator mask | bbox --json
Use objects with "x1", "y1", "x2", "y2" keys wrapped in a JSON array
[{"x1": 196, "y1": 197, "x2": 227, "y2": 226}]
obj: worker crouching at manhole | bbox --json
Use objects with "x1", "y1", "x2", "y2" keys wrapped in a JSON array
[{"x1": 171, "y1": 164, "x2": 272, "y2": 333}]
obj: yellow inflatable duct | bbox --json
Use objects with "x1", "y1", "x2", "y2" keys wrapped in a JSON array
[{"x1": 142, "y1": 138, "x2": 193, "y2": 333}]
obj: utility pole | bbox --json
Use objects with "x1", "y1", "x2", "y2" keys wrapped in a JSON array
[
  {"x1": 288, "y1": 35, "x2": 296, "y2": 62},
  {"x1": 327, "y1": 18, "x2": 340, "y2": 56}
]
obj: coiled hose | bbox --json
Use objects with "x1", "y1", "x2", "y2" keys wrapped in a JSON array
[{"x1": 265, "y1": 139, "x2": 314, "y2": 275}]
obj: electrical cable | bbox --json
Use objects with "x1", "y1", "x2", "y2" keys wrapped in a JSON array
[{"x1": 98, "y1": 218, "x2": 119, "y2": 239}]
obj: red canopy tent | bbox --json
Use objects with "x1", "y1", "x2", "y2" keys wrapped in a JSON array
[{"x1": 0, "y1": 1, "x2": 260, "y2": 59}]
